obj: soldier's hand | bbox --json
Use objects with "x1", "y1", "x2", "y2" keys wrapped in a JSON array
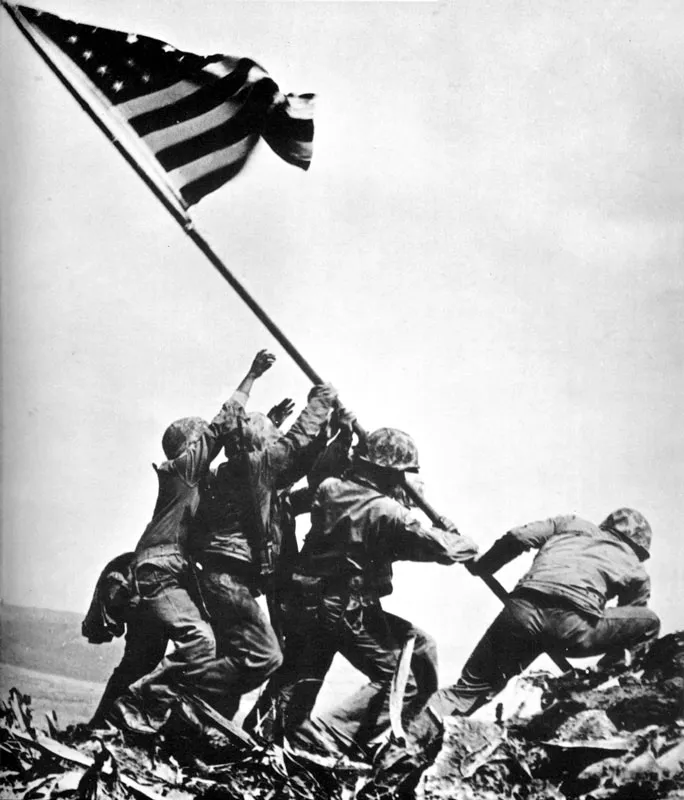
[
  {"x1": 250, "y1": 349, "x2": 276, "y2": 377},
  {"x1": 268, "y1": 398, "x2": 295, "y2": 427},
  {"x1": 330, "y1": 404, "x2": 356, "y2": 436},
  {"x1": 308, "y1": 382, "x2": 339, "y2": 404},
  {"x1": 437, "y1": 515, "x2": 460, "y2": 534}
]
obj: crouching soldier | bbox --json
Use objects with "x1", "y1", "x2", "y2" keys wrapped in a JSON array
[
  {"x1": 110, "y1": 350, "x2": 275, "y2": 734},
  {"x1": 366, "y1": 509, "x2": 661, "y2": 796},
  {"x1": 189, "y1": 383, "x2": 341, "y2": 720},
  {"x1": 256, "y1": 428, "x2": 479, "y2": 758},
  {"x1": 425, "y1": 508, "x2": 660, "y2": 721},
  {"x1": 82, "y1": 551, "x2": 169, "y2": 729}
]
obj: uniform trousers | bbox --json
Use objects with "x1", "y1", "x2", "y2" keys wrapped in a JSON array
[
  {"x1": 248, "y1": 590, "x2": 438, "y2": 756},
  {"x1": 428, "y1": 590, "x2": 661, "y2": 720}
]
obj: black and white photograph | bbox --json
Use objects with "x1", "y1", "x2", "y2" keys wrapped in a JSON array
[{"x1": 1, "y1": 1, "x2": 683, "y2": 797}]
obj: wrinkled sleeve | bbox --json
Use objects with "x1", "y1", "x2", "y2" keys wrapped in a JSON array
[
  {"x1": 307, "y1": 432, "x2": 352, "y2": 493},
  {"x1": 267, "y1": 394, "x2": 335, "y2": 488},
  {"x1": 377, "y1": 504, "x2": 479, "y2": 565},
  {"x1": 175, "y1": 397, "x2": 247, "y2": 485},
  {"x1": 616, "y1": 569, "x2": 651, "y2": 607},
  {"x1": 475, "y1": 515, "x2": 571, "y2": 575}
]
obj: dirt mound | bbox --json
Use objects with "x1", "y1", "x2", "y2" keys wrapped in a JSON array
[
  {"x1": 1, "y1": 633, "x2": 683, "y2": 800},
  {"x1": 418, "y1": 632, "x2": 684, "y2": 800}
]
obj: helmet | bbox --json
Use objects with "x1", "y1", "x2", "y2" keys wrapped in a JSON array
[
  {"x1": 162, "y1": 416, "x2": 210, "y2": 460},
  {"x1": 241, "y1": 412, "x2": 283, "y2": 453},
  {"x1": 360, "y1": 427, "x2": 420, "y2": 472},
  {"x1": 599, "y1": 508, "x2": 652, "y2": 560}
]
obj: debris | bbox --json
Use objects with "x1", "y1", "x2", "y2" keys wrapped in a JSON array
[
  {"x1": 1, "y1": 631, "x2": 682, "y2": 800},
  {"x1": 417, "y1": 632, "x2": 684, "y2": 799},
  {"x1": 78, "y1": 742, "x2": 125, "y2": 800},
  {"x1": 657, "y1": 739, "x2": 684, "y2": 776}
]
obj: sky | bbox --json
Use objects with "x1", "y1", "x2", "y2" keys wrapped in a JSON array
[{"x1": 1, "y1": 0, "x2": 683, "y2": 685}]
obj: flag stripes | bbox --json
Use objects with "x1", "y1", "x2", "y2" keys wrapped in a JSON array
[
  {"x1": 127, "y1": 63, "x2": 259, "y2": 136},
  {"x1": 15, "y1": 5, "x2": 315, "y2": 207}
]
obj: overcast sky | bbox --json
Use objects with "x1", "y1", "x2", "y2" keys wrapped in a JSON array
[{"x1": 2, "y1": 0, "x2": 683, "y2": 683}]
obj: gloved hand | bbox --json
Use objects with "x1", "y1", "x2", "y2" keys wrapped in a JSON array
[{"x1": 267, "y1": 398, "x2": 295, "y2": 427}]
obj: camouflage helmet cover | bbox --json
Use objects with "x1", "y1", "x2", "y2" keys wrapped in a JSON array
[
  {"x1": 242, "y1": 411, "x2": 283, "y2": 453},
  {"x1": 162, "y1": 416, "x2": 210, "y2": 460},
  {"x1": 361, "y1": 427, "x2": 420, "y2": 472},
  {"x1": 599, "y1": 507, "x2": 652, "y2": 560},
  {"x1": 222, "y1": 411, "x2": 283, "y2": 458}
]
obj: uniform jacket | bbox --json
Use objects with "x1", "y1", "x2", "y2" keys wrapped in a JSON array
[
  {"x1": 481, "y1": 514, "x2": 651, "y2": 618},
  {"x1": 295, "y1": 474, "x2": 478, "y2": 598},
  {"x1": 194, "y1": 392, "x2": 335, "y2": 569},
  {"x1": 133, "y1": 397, "x2": 247, "y2": 563}
]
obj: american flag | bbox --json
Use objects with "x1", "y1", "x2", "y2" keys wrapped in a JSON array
[{"x1": 13, "y1": 5, "x2": 315, "y2": 207}]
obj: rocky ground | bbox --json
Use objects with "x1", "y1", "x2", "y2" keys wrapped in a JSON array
[{"x1": 1, "y1": 633, "x2": 682, "y2": 800}]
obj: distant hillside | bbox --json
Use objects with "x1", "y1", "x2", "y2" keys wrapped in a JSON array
[
  {"x1": 0, "y1": 602, "x2": 123, "y2": 684},
  {"x1": 0, "y1": 603, "x2": 363, "y2": 727}
]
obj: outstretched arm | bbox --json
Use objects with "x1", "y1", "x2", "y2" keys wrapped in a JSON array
[
  {"x1": 233, "y1": 349, "x2": 276, "y2": 404},
  {"x1": 268, "y1": 383, "x2": 340, "y2": 488},
  {"x1": 471, "y1": 516, "x2": 571, "y2": 575},
  {"x1": 377, "y1": 503, "x2": 479, "y2": 565},
  {"x1": 177, "y1": 350, "x2": 275, "y2": 478}
]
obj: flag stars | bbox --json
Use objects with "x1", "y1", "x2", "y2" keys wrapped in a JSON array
[
  {"x1": 162, "y1": 44, "x2": 176, "y2": 53},
  {"x1": 82, "y1": 50, "x2": 93, "y2": 61},
  {"x1": 126, "y1": 58, "x2": 136, "y2": 67},
  {"x1": 112, "y1": 80, "x2": 124, "y2": 93},
  {"x1": 96, "y1": 65, "x2": 108, "y2": 75},
  {"x1": 141, "y1": 73, "x2": 151, "y2": 83},
  {"x1": 67, "y1": 35, "x2": 78, "y2": 44},
  {"x1": 126, "y1": 33, "x2": 138, "y2": 44}
]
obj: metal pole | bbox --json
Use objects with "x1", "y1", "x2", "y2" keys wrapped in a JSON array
[
  {"x1": 402, "y1": 479, "x2": 573, "y2": 673},
  {"x1": 6, "y1": 0, "x2": 571, "y2": 674},
  {"x1": 4, "y1": 1, "x2": 325, "y2": 386}
]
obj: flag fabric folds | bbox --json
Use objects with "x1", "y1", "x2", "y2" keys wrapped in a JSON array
[{"x1": 15, "y1": 5, "x2": 314, "y2": 206}]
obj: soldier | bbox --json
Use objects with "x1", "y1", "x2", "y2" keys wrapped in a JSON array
[
  {"x1": 188, "y1": 383, "x2": 341, "y2": 720},
  {"x1": 110, "y1": 350, "x2": 275, "y2": 734},
  {"x1": 427, "y1": 508, "x2": 661, "y2": 720},
  {"x1": 81, "y1": 551, "x2": 167, "y2": 729},
  {"x1": 366, "y1": 509, "x2": 661, "y2": 796},
  {"x1": 258, "y1": 427, "x2": 479, "y2": 757}
]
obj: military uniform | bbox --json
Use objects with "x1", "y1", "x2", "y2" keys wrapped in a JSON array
[
  {"x1": 190, "y1": 387, "x2": 337, "y2": 719},
  {"x1": 262, "y1": 472, "x2": 478, "y2": 756},
  {"x1": 111, "y1": 398, "x2": 247, "y2": 734},
  {"x1": 428, "y1": 509, "x2": 661, "y2": 719},
  {"x1": 83, "y1": 552, "x2": 168, "y2": 728}
]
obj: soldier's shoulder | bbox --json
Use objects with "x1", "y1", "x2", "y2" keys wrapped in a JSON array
[{"x1": 553, "y1": 514, "x2": 597, "y2": 533}]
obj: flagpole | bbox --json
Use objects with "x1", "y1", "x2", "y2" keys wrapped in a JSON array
[
  {"x1": 3, "y1": 1, "x2": 325, "y2": 385},
  {"x1": 183, "y1": 226, "x2": 324, "y2": 384},
  {"x1": 2, "y1": 2, "x2": 192, "y2": 232},
  {"x1": 5, "y1": 1, "x2": 571, "y2": 673}
]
